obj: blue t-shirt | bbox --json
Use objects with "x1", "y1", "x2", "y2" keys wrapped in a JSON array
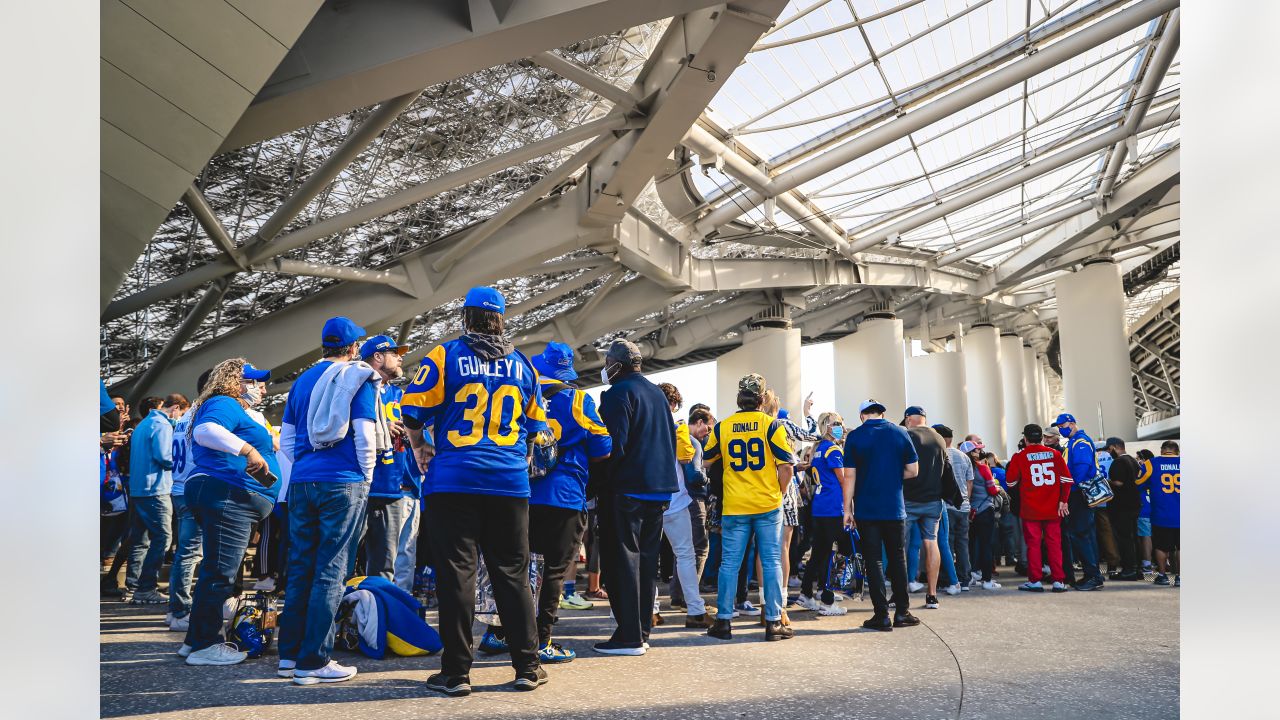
[
  {"x1": 1137, "y1": 455, "x2": 1180, "y2": 528},
  {"x1": 401, "y1": 339, "x2": 549, "y2": 497},
  {"x1": 370, "y1": 384, "x2": 408, "y2": 498},
  {"x1": 842, "y1": 418, "x2": 917, "y2": 521},
  {"x1": 530, "y1": 381, "x2": 613, "y2": 511},
  {"x1": 810, "y1": 439, "x2": 845, "y2": 518},
  {"x1": 283, "y1": 361, "x2": 378, "y2": 484},
  {"x1": 191, "y1": 395, "x2": 281, "y2": 500},
  {"x1": 1139, "y1": 480, "x2": 1151, "y2": 519}
]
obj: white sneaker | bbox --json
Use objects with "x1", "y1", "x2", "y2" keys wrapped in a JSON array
[
  {"x1": 982, "y1": 580, "x2": 1002, "y2": 590},
  {"x1": 185, "y1": 643, "x2": 247, "y2": 666},
  {"x1": 1052, "y1": 581, "x2": 1068, "y2": 592},
  {"x1": 943, "y1": 584, "x2": 961, "y2": 596},
  {"x1": 253, "y1": 577, "x2": 277, "y2": 592},
  {"x1": 176, "y1": 644, "x2": 192, "y2": 658},
  {"x1": 971, "y1": 572, "x2": 982, "y2": 584},
  {"x1": 787, "y1": 576, "x2": 801, "y2": 588},
  {"x1": 818, "y1": 602, "x2": 847, "y2": 616},
  {"x1": 278, "y1": 659, "x2": 297, "y2": 678},
  {"x1": 222, "y1": 597, "x2": 238, "y2": 622},
  {"x1": 908, "y1": 581, "x2": 926, "y2": 593},
  {"x1": 797, "y1": 594, "x2": 821, "y2": 612},
  {"x1": 960, "y1": 584, "x2": 970, "y2": 592},
  {"x1": 165, "y1": 612, "x2": 174, "y2": 626},
  {"x1": 169, "y1": 615, "x2": 190, "y2": 632},
  {"x1": 292, "y1": 660, "x2": 357, "y2": 685}
]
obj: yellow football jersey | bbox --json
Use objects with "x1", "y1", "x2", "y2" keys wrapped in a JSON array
[{"x1": 704, "y1": 410, "x2": 795, "y2": 516}]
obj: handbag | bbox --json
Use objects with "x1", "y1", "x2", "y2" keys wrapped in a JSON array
[
  {"x1": 1080, "y1": 474, "x2": 1114, "y2": 508},
  {"x1": 825, "y1": 529, "x2": 865, "y2": 600}
]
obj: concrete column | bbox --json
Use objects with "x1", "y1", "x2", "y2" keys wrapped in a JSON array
[
  {"x1": 715, "y1": 326, "x2": 801, "y2": 420},
  {"x1": 962, "y1": 324, "x2": 1005, "y2": 452},
  {"x1": 1022, "y1": 345, "x2": 1038, "y2": 425},
  {"x1": 999, "y1": 333, "x2": 1028, "y2": 457},
  {"x1": 1054, "y1": 258, "x2": 1138, "y2": 440},
  {"x1": 833, "y1": 314, "x2": 907, "y2": 419},
  {"x1": 906, "y1": 350, "x2": 968, "y2": 432}
]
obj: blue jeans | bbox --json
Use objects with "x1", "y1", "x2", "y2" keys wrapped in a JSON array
[
  {"x1": 716, "y1": 509, "x2": 784, "y2": 622},
  {"x1": 124, "y1": 494, "x2": 172, "y2": 593},
  {"x1": 168, "y1": 494, "x2": 204, "y2": 618},
  {"x1": 278, "y1": 481, "x2": 369, "y2": 670},
  {"x1": 906, "y1": 507, "x2": 959, "y2": 587},
  {"x1": 182, "y1": 476, "x2": 272, "y2": 651},
  {"x1": 1066, "y1": 489, "x2": 1103, "y2": 582}
]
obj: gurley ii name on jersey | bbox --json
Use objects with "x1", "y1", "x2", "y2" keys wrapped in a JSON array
[{"x1": 456, "y1": 356, "x2": 524, "y2": 379}]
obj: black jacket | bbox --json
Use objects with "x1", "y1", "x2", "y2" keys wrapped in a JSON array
[{"x1": 599, "y1": 372, "x2": 680, "y2": 497}]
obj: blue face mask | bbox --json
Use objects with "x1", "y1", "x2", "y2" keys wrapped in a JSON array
[{"x1": 830, "y1": 425, "x2": 844, "y2": 440}]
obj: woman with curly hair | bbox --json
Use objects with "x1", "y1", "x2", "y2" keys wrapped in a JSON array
[{"x1": 179, "y1": 357, "x2": 280, "y2": 667}]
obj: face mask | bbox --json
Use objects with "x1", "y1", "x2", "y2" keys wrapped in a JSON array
[
  {"x1": 830, "y1": 426, "x2": 844, "y2": 440},
  {"x1": 600, "y1": 365, "x2": 613, "y2": 386},
  {"x1": 242, "y1": 384, "x2": 263, "y2": 406}
]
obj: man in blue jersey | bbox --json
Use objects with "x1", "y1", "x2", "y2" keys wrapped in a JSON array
[
  {"x1": 401, "y1": 287, "x2": 553, "y2": 695},
  {"x1": 479, "y1": 342, "x2": 612, "y2": 663},
  {"x1": 358, "y1": 335, "x2": 417, "y2": 590},
  {"x1": 1136, "y1": 440, "x2": 1180, "y2": 586},
  {"x1": 277, "y1": 316, "x2": 378, "y2": 685},
  {"x1": 842, "y1": 399, "x2": 920, "y2": 631},
  {"x1": 124, "y1": 396, "x2": 178, "y2": 605},
  {"x1": 1052, "y1": 413, "x2": 1105, "y2": 591}
]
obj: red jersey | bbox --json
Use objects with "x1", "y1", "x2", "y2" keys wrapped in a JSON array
[{"x1": 1005, "y1": 444, "x2": 1073, "y2": 521}]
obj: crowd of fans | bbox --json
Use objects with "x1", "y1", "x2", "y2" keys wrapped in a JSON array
[{"x1": 100, "y1": 285, "x2": 1181, "y2": 692}]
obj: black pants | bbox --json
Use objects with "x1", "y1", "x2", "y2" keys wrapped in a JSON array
[
  {"x1": 858, "y1": 519, "x2": 909, "y2": 618},
  {"x1": 425, "y1": 493, "x2": 538, "y2": 678},
  {"x1": 255, "y1": 504, "x2": 289, "y2": 588},
  {"x1": 801, "y1": 516, "x2": 854, "y2": 605},
  {"x1": 791, "y1": 502, "x2": 813, "y2": 573},
  {"x1": 1109, "y1": 508, "x2": 1140, "y2": 574},
  {"x1": 528, "y1": 504, "x2": 587, "y2": 645},
  {"x1": 971, "y1": 508, "x2": 996, "y2": 581},
  {"x1": 598, "y1": 494, "x2": 668, "y2": 646}
]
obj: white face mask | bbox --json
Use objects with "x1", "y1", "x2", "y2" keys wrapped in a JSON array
[
  {"x1": 600, "y1": 366, "x2": 612, "y2": 386},
  {"x1": 242, "y1": 383, "x2": 263, "y2": 406}
]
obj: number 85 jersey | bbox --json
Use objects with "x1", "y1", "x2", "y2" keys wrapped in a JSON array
[
  {"x1": 704, "y1": 410, "x2": 794, "y2": 516},
  {"x1": 401, "y1": 339, "x2": 548, "y2": 498},
  {"x1": 1005, "y1": 443, "x2": 1073, "y2": 521}
]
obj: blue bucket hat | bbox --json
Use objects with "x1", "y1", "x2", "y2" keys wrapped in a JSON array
[{"x1": 532, "y1": 341, "x2": 578, "y2": 382}]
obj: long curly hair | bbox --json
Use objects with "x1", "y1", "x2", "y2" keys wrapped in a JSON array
[{"x1": 186, "y1": 357, "x2": 246, "y2": 438}]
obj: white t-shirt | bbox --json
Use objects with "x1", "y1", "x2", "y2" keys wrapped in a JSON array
[{"x1": 171, "y1": 409, "x2": 194, "y2": 496}]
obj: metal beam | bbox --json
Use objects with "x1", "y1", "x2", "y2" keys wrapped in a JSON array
[
  {"x1": 122, "y1": 278, "x2": 230, "y2": 404},
  {"x1": 182, "y1": 185, "x2": 247, "y2": 269},
  {"x1": 220, "y1": 0, "x2": 724, "y2": 150},
  {"x1": 691, "y1": 0, "x2": 1178, "y2": 235},
  {"x1": 1098, "y1": 11, "x2": 1179, "y2": 198},
  {"x1": 935, "y1": 200, "x2": 1097, "y2": 267},
  {"x1": 581, "y1": 0, "x2": 786, "y2": 227},
  {"x1": 102, "y1": 114, "x2": 627, "y2": 322},
  {"x1": 254, "y1": 258, "x2": 413, "y2": 291},
  {"x1": 531, "y1": 51, "x2": 638, "y2": 111}
]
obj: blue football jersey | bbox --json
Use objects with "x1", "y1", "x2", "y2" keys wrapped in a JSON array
[
  {"x1": 1136, "y1": 455, "x2": 1180, "y2": 528},
  {"x1": 370, "y1": 383, "x2": 408, "y2": 498},
  {"x1": 530, "y1": 378, "x2": 612, "y2": 511},
  {"x1": 401, "y1": 339, "x2": 548, "y2": 497}
]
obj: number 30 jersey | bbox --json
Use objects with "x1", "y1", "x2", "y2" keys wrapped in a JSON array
[
  {"x1": 1136, "y1": 455, "x2": 1180, "y2": 528},
  {"x1": 704, "y1": 410, "x2": 794, "y2": 516},
  {"x1": 401, "y1": 339, "x2": 548, "y2": 498},
  {"x1": 1005, "y1": 443, "x2": 1073, "y2": 521}
]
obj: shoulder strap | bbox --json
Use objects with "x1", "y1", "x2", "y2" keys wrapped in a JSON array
[{"x1": 541, "y1": 380, "x2": 573, "y2": 400}]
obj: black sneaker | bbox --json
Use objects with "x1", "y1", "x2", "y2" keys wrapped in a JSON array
[
  {"x1": 924, "y1": 595, "x2": 939, "y2": 609},
  {"x1": 592, "y1": 640, "x2": 645, "y2": 656},
  {"x1": 1074, "y1": 577, "x2": 1104, "y2": 591},
  {"x1": 893, "y1": 612, "x2": 921, "y2": 627},
  {"x1": 513, "y1": 666, "x2": 548, "y2": 691},
  {"x1": 1153, "y1": 573, "x2": 1171, "y2": 586},
  {"x1": 426, "y1": 673, "x2": 472, "y2": 697},
  {"x1": 707, "y1": 619, "x2": 733, "y2": 640},
  {"x1": 862, "y1": 615, "x2": 892, "y2": 632},
  {"x1": 764, "y1": 621, "x2": 794, "y2": 641}
]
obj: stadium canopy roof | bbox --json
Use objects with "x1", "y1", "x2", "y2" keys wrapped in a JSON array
[{"x1": 102, "y1": 0, "x2": 1180, "y2": 411}]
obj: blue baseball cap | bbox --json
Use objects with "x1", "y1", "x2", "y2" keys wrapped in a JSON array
[
  {"x1": 532, "y1": 341, "x2": 578, "y2": 382},
  {"x1": 321, "y1": 316, "x2": 366, "y2": 348},
  {"x1": 1053, "y1": 413, "x2": 1077, "y2": 427},
  {"x1": 904, "y1": 405, "x2": 926, "y2": 418},
  {"x1": 464, "y1": 286, "x2": 506, "y2": 315},
  {"x1": 859, "y1": 399, "x2": 886, "y2": 414},
  {"x1": 360, "y1": 334, "x2": 408, "y2": 360},
  {"x1": 242, "y1": 363, "x2": 271, "y2": 382},
  {"x1": 777, "y1": 409, "x2": 790, "y2": 420}
]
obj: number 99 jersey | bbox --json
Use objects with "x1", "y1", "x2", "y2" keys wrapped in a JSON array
[
  {"x1": 401, "y1": 339, "x2": 548, "y2": 498},
  {"x1": 1135, "y1": 455, "x2": 1180, "y2": 528},
  {"x1": 703, "y1": 410, "x2": 794, "y2": 516}
]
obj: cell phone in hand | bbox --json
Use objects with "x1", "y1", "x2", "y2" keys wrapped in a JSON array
[{"x1": 250, "y1": 466, "x2": 278, "y2": 488}]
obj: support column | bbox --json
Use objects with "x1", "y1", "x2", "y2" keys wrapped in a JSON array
[
  {"x1": 1054, "y1": 258, "x2": 1138, "y2": 440},
  {"x1": 962, "y1": 324, "x2": 1005, "y2": 453},
  {"x1": 906, "y1": 351, "x2": 968, "y2": 433},
  {"x1": 715, "y1": 326, "x2": 802, "y2": 420},
  {"x1": 833, "y1": 314, "x2": 906, "y2": 420},
  {"x1": 999, "y1": 333, "x2": 1028, "y2": 457},
  {"x1": 1022, "y1": 345, "x2": 1039, "y2": 426}
]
